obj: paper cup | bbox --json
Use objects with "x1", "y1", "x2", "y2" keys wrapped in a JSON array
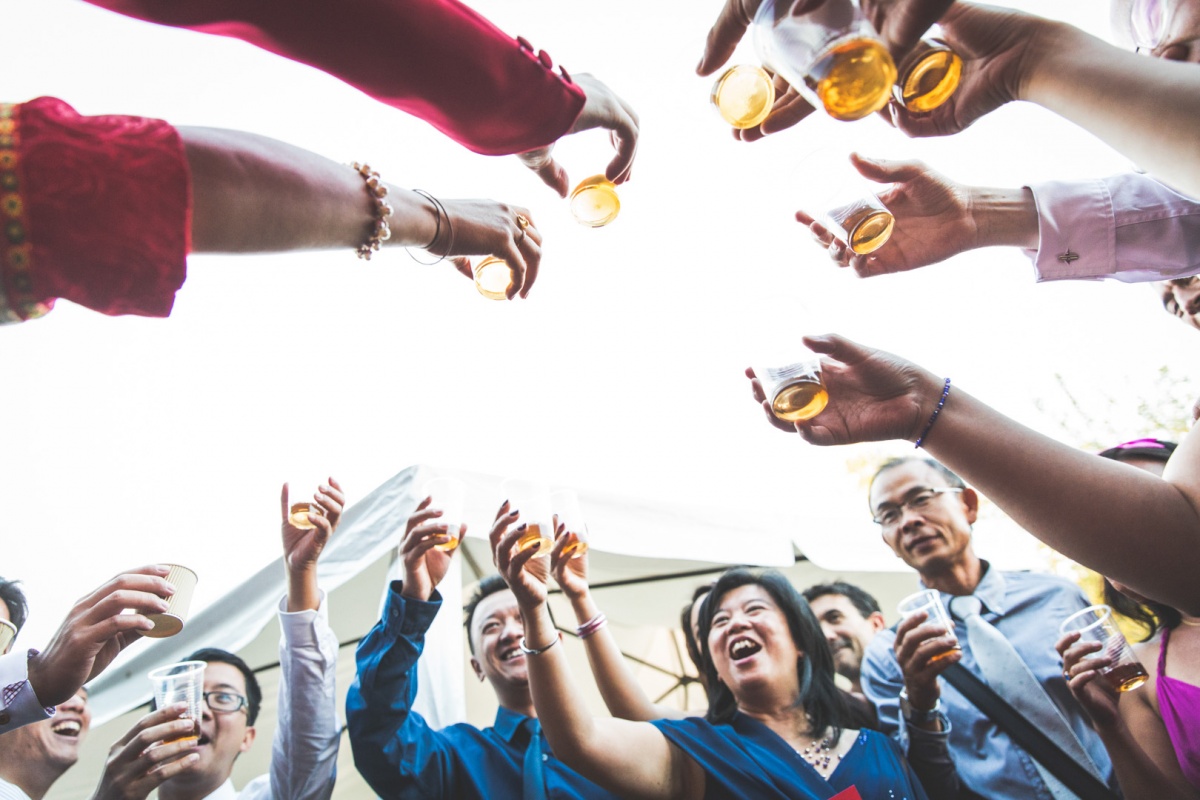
[
  {"x1": 144, "y1": 565, "x2": 198, "y2": 639},
  {"x1": 0, "y1": 619, "x2": 15, "y2": 655}
]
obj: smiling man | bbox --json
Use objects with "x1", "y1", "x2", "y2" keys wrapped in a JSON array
[
  {"x1": 347, "y1": 499, "x2": 622, "y2": 799},
  {"x1": 860, "y1": 457, "x2": 1117, "y2": 799},
  {"x1": 0, "y1": 687, "x2": 90, "y2": 800},
  {"x1": 802, "y1": 581, "x2": 886, "y2": 699}
]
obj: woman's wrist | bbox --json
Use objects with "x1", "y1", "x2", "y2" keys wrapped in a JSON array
[
  {"x1": 384, "y1": 186, "x2": 441, "y2": 248},
  {"x1": 910, "y1": 369, "x2": 951, "y2": 444},
  {"x1": 520, "y1": 603, "x2": 557, "y2": 647},
  {"x1": 569, "y1": 591, "x2": 598, "y2": 623}
]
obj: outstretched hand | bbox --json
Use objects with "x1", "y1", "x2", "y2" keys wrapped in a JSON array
[
  {"x1": 795, "y1": 154, "x2": 978, "y2": 277},
  {"x1": 281, "y1": 477, "x2": 344, "y2": 575},
  {"x1": 91, "y1": 703, "x2": 201, "y2": 800},
  {"x1": 490, "y1": 502, "x2": 550, "y2": 611},
  {"x1": 550, "y1": 517, "x2": 590, "y2": 602},
  {"x1": 518, "y1": 73, "x2": 638, "y2": 197},
  {"x1": 399, "y1": 496, "x2": 460, "y2": 602},
  {"x1": 745, "y1": 334, "x2": 940, "y2": 446},
  {"x1": 436, "y1": 200, "x2": 543, "y2": 299}
]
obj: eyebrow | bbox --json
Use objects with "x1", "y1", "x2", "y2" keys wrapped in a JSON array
[{"x1": 208, "y1": 683, "x2": 243, "y2": 693}]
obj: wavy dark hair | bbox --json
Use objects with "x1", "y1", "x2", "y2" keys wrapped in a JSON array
[
  {"x1": 1103, "y1": 579, "x2": 1181, "y2": 642},
  {"x1": 699, "y1": 569, "x2": 848, "y2": 737}
]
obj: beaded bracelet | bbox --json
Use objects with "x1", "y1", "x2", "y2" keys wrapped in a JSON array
[
  {"x1": 519, "y1": 632, "x2": 562, "y2": 657},
  {"x1": 349, "y1": 162, "x2": 393, "y2": 260},
  {"x1": 408, "y1": 189, "x2": 454, "y2": 266},
  {"x1": 576, "y1": 612, "x2": 608, "y2": 640},
  {"x1": 914, "y1": 378, "x2": 951, "y2": 449}
]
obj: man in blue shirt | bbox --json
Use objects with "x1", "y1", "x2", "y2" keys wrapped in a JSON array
[
  {"x1": 346, "y1": 499, "x2": 622, "y2": 800},
  {"x1": 860, "y1": 457, "x2": 1118, "y2": 800}
]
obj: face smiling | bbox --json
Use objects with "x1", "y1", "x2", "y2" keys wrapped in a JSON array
[
  {"x1": 8, "y1": 688, "x2": 92, "y2": 771},
  {"x1": 168, "y1": 661, "x2": 255, "y2": 790},
  {"x1": 708, "y1": 584, "x2": 802, "y2": 702},
  {"x1": 870, "y1": 462, "x2": 978, "y2": 576},
  {"x1": 807, "y1": 593, "x2": 883, "y2": 682},
  {"x1": 469, "y1": 589, "x2": 529, "y2": 691}
]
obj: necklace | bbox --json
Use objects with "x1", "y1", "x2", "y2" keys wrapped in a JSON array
[{"x1": 798, "y1": 734, "x2": 842, "y2": 773}]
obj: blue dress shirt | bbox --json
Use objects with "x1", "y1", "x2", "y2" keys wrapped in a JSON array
[
  {"x1": 862, "y1": 562, "x2": 1119, "y2": 800},
  {"x1": 345, "y1": 581, "x2": 622, "y2": 800}
]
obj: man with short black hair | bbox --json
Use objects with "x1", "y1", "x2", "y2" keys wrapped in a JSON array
[
  {"x1": 91, "y1": 479, "x2": 345, "y2": 800},
  {"x1": 0, "y1": 578, "x2": 28, "y2": 635},
  {"x1": 347, "y1": 498, "x2": 621, "y2": 799},
  {"x1": 802, "y1": 581, "x2": 886, "y2": 698}
]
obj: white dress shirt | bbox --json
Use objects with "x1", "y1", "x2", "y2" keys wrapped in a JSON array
[{"x1": 0, "y1": 777, "x2": 31, "y2": 800}]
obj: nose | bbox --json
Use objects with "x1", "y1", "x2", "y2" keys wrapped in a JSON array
[
  {"x1": 820, "y1": 622, "x2": 838, "y2": 644},
  {"x1": 58, "y1": 692, "x2": 87, "y2": 715},
  {"x1": 499, "y1": 615, "x2": 524, "y2": 642}
]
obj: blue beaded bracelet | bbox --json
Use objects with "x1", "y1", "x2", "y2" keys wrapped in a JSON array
[{"x1": 914, "y1": 378, "x2": 951, "y2": 449}]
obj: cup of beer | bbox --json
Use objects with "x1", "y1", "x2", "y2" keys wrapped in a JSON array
[
  {"x1": 0, "y1": 619, "x2": 15, "y2": 655},
  {"x1": 551, "y1": 489, "x2": 589, "y2": 559},
  {"x1": 143, "y1": 564, "x2": 198, "y2": 639},
  {"x1": 474, "y1": 256, "x2": 513, "y2": 301},
  {"x1": 753, "y1": 0, "x2": 896, "y2": 122},
  {"x1": 711, "y1": 64, "x2": 776, "y2": 129},
  {"x1": 500, "y1": 479, "x2": 554, "y2": 558},
  {"x1": 897, "y1": 590, "x2": 962, "y2": 663},
  {"x1": 894, "y1": 36, "x2": 962, "y2": 113},
  {"x1": 757, "y1": 359, "x2": 829, "y2": 422},
  {"x1": 1060, "y1": 604, "x2": 1149, "y2": 692},
  {"x1": 148, "y1": 660, "x2": 206, "y2": 743},
  {"x1": 793, "y1": 150, "x2": 895, "y2": 255},
  {"x1": 570, "y1": 175, "x2": 620, "y2": 227},
  {"x1": 423, "y1": 476, "x2": 467, "y2": 552},
  {"x1": 287, "y1": 479, "x2": 326, "y2": 531}
]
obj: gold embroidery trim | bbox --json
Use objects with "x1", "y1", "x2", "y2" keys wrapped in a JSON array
[{"x1": 0, "y1": 102, "x2": 49, "y2": 323}]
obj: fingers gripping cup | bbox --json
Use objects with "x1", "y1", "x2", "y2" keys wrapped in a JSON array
[
  {"x1": 1060, "y1": 604, "x2": 1150, "y2": 692},
  {"x1": 474, "y1": 256, "x2": 514, "y2": 301},
  {"x1": 758, "y1": 360, "x2": 829, "y2": 422},
  {"x1": 148, "y1": 660, "x2": 206, "y2": 743},
  {"x1": 143, "y1": 564, "x2": 197, "y2": 639},
  {"x1": 0, "y1": 619, "x2": 15, "y2": 655},
  {"x1": 423, "y1": 476, "x2": 466, "y2": 552},
  {"x1": 551, "y1": 489, "x2": 589, "y2": 558},
  {"x1": 500, "y1": 479, "x2": 554, "y2": 559},
  {"x1": 897, "y1": 590, "x2": 962, "y2": 664},
  {"x1": 711, "y1": 65, "x2": 776, "y2": 129},
  {"x1": 288, "y1": 480, "x2": 326, "y2": 530}
]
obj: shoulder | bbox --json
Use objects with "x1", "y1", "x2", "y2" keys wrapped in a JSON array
[
  {"x1": 863, "y1": 629, "x2": 899, "y2": 673},
  {"x1": 1001, "y1": 570, "x2": 1089, "y2": 609}
]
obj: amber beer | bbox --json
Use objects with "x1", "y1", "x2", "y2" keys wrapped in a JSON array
[
  {"x1": 518, "y1": 523, "x2": 554, "y2": 557},
  {"x1": 895, "y1": 38, "x2": 962, "y2": 113},
  {"x1": 711, "y1": 64, "x2": 776, "y2": 129},
  {"x1": 772, "y1": 378, "x2": 829, "y2": 422},
  {"x1": 827, "y1": 196, "x2": 894, "y2": 255},
  {"x1": 474, "y1": 256, "x2": 512, "y2": 301},
  {"x1": 289, "y1": 502, "x2": 319, "y2": 530},
  {"x1": 1103, "y1": 661, "x2": 1149, "y2": 693},
  {"x1": 570, "y1": 176, "x2": 620, "y2": 227},
  {"x1": 148, "y1": 661, "x2": 205, "y2": 744},
  {"x1": 806, "y1": 37, "x2": 897, "y2": 121}
]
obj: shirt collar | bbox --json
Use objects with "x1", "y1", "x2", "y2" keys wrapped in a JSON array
[
  {"x1": 921, "y1": 559, "x2": 1008, "y2": 616},
  {"x1": 198, "y1": 779, "x2": 238, "y2": 800},
  {"x1": 493, "y1": 705, "x2": 530, "y2": 743}
]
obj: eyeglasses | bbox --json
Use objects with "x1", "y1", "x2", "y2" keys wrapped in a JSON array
[
  {"x1": 204, "y1": 691, "x2": 249, "y2": 715},
  {"x1": 872, "y1": 487, "x2": 963, "y2": 527}
]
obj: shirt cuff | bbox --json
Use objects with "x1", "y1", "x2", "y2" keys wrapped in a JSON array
[
  {"x1": 277, "y1": 590, "x2": 329, "y2": 650},
  {"x1": 904, "y1": 712, "x2": 952, "y2": 741},
  {"x1": 382, "y1": 581, "x2": 442, "y2": 638},
  {"x1": 1027, "y1": 179, "x2": 1116, "y2": 281},
  {"x1": 0, "y1": 650, "x2": 56, "y2": 731}
]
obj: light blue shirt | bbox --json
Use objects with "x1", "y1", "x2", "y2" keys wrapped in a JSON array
[{"x1": 862, "y1": 562, "x2": 1118, "y2": 800}]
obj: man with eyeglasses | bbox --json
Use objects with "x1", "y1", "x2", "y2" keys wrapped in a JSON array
[
  {"x1": 859, "y1": 457, "x2": 1115, "y2": 800},
  {"x1": 89, "y1": 479, "x2": 346, "y2": 800}
]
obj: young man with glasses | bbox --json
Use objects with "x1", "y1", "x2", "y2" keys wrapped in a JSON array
[
  {"x1": 90, "y1": 479, "x2": 346, "y2": 800},
  {"x1": 860, "y1": 457, "x2": 1118, "y2": 800}
]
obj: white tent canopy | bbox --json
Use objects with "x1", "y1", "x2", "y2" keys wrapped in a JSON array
[{"x1": 46, "y1": 465, "x2": 916, "y2": 800}]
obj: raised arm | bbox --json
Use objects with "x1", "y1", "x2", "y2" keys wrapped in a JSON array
[
  {"x1": 548, "y1": 529, "x2": 690, "y2": 722},
  {"x1": 490, "y1": 513, "x2": 701, "y2": 799},
  {"x1": 745, "y1": 336, "x2": 1200, "y2": 615},
  {"x1": 345, "y1": 498, "x2": 461, "y2": 799}
]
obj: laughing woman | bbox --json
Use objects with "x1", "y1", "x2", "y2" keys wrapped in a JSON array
[{"x1": 493, "y1": 513, "x2": 927, "y2": 800}]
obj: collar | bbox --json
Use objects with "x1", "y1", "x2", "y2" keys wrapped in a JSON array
[
  {"x1": 922, "y1": 560, "x2": 1008, "y2": 616},
  {"x1": 493, "y1": 705, "x2": 531, "y2": 743},
  {"x1": 198, "y1": 778, "x2": 238, "y2": 800}
]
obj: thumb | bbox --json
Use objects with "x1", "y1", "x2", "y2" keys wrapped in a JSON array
[
  {"x1": 802, "y1": 332, "x2": 870, "y2": 364},
  {"x1": 534, "y1": 157, "x2": 569, "y2": 198},
  {"x1": 850, "y1": 153, "x2": 925, "y2": 184},
  {"x1": 451, "y1": 257, "x2": 473, "y2": 280}
]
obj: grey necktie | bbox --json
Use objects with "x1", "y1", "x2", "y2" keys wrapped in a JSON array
[
  {"x1": 522, "y1": 718, "x2": 547, "y2": 800},
  {"x1": 949, "y1": 595, "x2": 1104, "y2": 800}
]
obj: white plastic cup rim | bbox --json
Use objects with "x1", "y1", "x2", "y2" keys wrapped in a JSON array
[
  {"x1": 148, "y1": 660, "x2": 207, "y2": 683},
  {"x1": 1060, "y1": 604, "x2": 1116, "y2": 636}
]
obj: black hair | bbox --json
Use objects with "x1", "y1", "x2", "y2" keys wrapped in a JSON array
[
  {"x1": 464, "y1": 575, "x2": 511, "y2": 656},
  {"x1": 186, "y1": 648, "x2": 262, "y2": 726},
  {"x1": 0, "y1": 577, "x2": 28, "y2": 632},
  {"x1": 680, "y1": 582, "x2": 715, "y2": 686},
  {"x1": 699, "y1": 569, "x2": 848, "y2": 738},
  {"x1": 802, "y1": 581, "x2": 882, "y2": 620},
  {"x1": 1103, "y1": 579, "x2": 1181, "y2": 642},
  {"x1": 867, "y1": 457, "x2": 965, "y2": 513}
]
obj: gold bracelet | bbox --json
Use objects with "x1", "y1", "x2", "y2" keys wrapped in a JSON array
[{"x1": 350, "y1": 161, "x2": 393, "y2": 260}]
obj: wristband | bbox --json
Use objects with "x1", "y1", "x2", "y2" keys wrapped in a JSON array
[
  {"x1": 576, "y1": 613, "x2": 608, "y2": 639},
  {"x1": 519, "y1": 633, "x2": 561, "y2": 656},
  {"x1": 914, "y1": 378, "x2": 951, "y2": 449}
]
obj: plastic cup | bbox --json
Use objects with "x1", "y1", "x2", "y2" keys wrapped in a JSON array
[
  {"x1": 897, "y1": 589, "x2": 961, "y2": 663},
  {"x1": 569, "y1": 176, "x2": 620, "y2": 227},
  {"x1": 423, "y1": 476, "x2": 467, "y2": 552},
  {"x1": 711, "y1": 64, "x2": 776, "y2": 129},
  {"x1": 144, "y1": 564, "x2": 198, "y2": 639},
  {"x1": 756, "y1": 359, "x2": 828, "y2": 422},
  {"x1": 1060, "y1": 604, "x2": 1149, "y2": 692},
  {"x1": 148, "y1": 660, "x2": 206, "y2": 743},
  {"x1": 500, "y1": 479, "x2": 554, "y2": 558},
  {"x1": 551, "y1": 489, "x2": 589, "y2": 558},
  {"x1": 474, "y1": 256, "x2": 513, "y2": 301}
]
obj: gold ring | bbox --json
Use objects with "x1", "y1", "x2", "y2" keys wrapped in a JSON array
[
  {"x1": 516, "y1": 228, "x2": 526, "y2": 245},
  {"x1": 516, "y1": 214, "x2": 530, "y2": 230}
]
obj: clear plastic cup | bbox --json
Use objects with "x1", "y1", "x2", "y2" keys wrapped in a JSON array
[
  {"x1": 148, "y1": 660, "x2": 206, "y2": 742},
  {"x1": 897, "y1": 589, "x2": 962, "y2": 664},
  {"x1": 500, "y1": 479, "x2": 554, "y2": 558},
  {"x1": 1060, "y1": 604, "x2": 1149, "y2": 692},
  {"x1": 423, "y1": 476, "x2": 467, "y2": 552}
]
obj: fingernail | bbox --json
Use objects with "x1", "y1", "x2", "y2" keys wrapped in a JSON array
[{"x1": 517, "y1": 523, "x2": 527, "y2": 532}]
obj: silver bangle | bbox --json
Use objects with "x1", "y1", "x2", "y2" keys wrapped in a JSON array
[{"x1": 519, "y1": 633, "x2": 561, "y2": 656}]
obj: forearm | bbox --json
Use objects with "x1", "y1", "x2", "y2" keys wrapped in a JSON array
[
  {"x1": 522, "y1": 603, "x2": 601, "y2": 760},
  {"x1": 568, "y1": 593, "x2": 684, "y2": 722},
  {"x1": 1023, "y1": 23, "x2": 1200, "y2": 199},
  {"x1": 286, "y1": 567, "x2": 320, "y2": 614},
  {"x1": 181, "y1": 126, "x2": 438, "y2": 253},
  {"x1": 1097, "y1": 721, "x2": 1200, "y2": 799},
  {"x1": 916, "y1": 372, "x2": 1200, "y2": 614},
  {"x1": 969, "y1": 187, "x2": 1038, "y2": 250}
]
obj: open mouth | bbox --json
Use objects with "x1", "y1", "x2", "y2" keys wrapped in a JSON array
[
  {"x1": 50, "y1": 719, "x2": 82, "y2": 738},
  {"x1": 729, "y1": 636, "x2": 763, "y2": 662},
  {"x1": 198, "y1": 733, "x2": 212, "y2": 746},
  {"x1": 499, "y1": 646, "x2": 524, "y2": 663}
]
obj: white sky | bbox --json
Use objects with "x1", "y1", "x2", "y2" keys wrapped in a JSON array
[{"x1": 4, "y1": 0, "x2": 1198, "y2": 649}]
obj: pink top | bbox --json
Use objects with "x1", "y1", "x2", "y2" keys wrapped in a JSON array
[{"x1": 1157, "y1": 626, "x2": 1200, "y2": 791}]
